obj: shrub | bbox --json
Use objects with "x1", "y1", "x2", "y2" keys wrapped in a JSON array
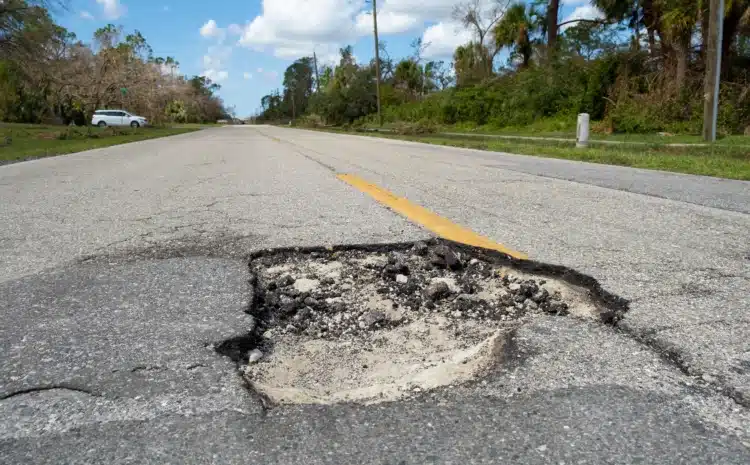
[
  {"x1": 299, "y1": 113, "x2": 325, "y2": 128},
  {"x1": 392, "y1": 119, "x2": 438, "y2": 135}
]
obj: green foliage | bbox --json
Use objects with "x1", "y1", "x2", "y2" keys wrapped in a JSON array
[
  {"x1": 453, "y1": 42, "x2": 492, "y2": 87},
  {"x1": 256, "y1": 0, "x2": 750, "y2": 136},
  {"x1": 391, "y1": 119, "x2": 438, "y2": 135},
  {"x1": 606, "y1": 81, "x2": 750, "y2": 134},
  {"x1": 385, "y1": 54, "x2": 624, "y2": 128},
  {"x1": 494, "y1": 2, "x2": 542, "y2": 69},
  {"x1": 298, "y1": 113, "x2": 325, "y2": 128},
  {"x1": 164, "y1": 100, "x2": 187, "y2": 123}
]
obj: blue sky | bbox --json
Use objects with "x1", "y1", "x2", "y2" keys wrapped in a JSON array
[{"x1": 56, "y1": 1, "x2": 599, "y2": 116}]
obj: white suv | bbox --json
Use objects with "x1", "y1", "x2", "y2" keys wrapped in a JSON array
[{"x1": 92, "y1": 110, "x2": 148, "y2": 128}]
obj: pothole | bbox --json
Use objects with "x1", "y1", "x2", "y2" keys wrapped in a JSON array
[{"x1": 241, "y1": 240, "x2": 616, "y2": 406}]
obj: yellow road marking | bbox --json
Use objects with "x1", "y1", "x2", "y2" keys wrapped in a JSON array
[{"x1": 337, "y1": 173, "x2": 527, "y2": 260}]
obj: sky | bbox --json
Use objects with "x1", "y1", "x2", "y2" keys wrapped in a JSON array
[{"x1": 56, "y1": 0, "x2": 601, "y2": 117}]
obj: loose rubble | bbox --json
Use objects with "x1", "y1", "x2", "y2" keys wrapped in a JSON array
[
  {"x1": 252, "y1": 243, "x2": 573, "y2": 340},
  {"x1": 243, "y1": 242, "x2": 597, "y2": 405}
]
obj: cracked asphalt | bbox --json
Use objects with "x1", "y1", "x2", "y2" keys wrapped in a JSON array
[{"x1": 1, "y1": 125, "x2": 749, "y2": 464}]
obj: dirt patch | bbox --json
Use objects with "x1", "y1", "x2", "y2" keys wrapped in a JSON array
[{"x1": 242, "y1": 241, "x2": 606, "y2": 406}]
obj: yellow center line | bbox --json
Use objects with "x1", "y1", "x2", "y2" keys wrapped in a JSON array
[{"x1": 337, "y1": 173, "x2": 527, "y2": 260}]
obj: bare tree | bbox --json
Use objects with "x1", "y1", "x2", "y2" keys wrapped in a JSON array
[{"x1": 452, "y1": 0, "x2": 512, "y2": 75}]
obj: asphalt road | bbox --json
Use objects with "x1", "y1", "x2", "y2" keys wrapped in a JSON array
[{"x1": 1, "y1": 126, "x2": 749, "y2": 464}]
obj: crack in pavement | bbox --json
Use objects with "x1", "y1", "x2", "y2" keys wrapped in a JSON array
[
  {"x1": 1, "y1": 385, "x2": 101, "y2": 401},
  {"x1": 612, "y1": 321, "x2": 750, "y2": 408},
  {"x1": 640, "y1": 318, "x2": 750, "y2": 336},
  {"x1": 251, "y1": 132, "x2": 750, "y2": 411}
]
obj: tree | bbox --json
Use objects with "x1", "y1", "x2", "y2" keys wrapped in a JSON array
[
  {"x1": 661, "y1": 0, "x2": 700, "y2": 91},
  {"x1": 452, "y1": 0, "x2": 512, "y2": 75},
  {"x1": 333, "y1": 45, "x2": 357, "y2": 90},
  {"x1": 318, "y1": 65, "x2": 333, "y2": 90},
  {"x1": 453, "y1": 42, "x2": 491, "y2": 86},
  {"x1": 0, "y1": 2, "x2": 229, "y2": 125},
  {"x1": 394, "y1": 58, "x2": 422, "y2": 98},
  {"x1": 1, "y1": 0, "x2": 68, "y2": 53},
  {"x1": 562, "y1": 20, "x2": 618, "y2": 60},
  {"x1": 494, "y1": 2, "x2": 542, "y2": 68},
  {"x1": 424, "y1": 60, "x2": 453, "y2": 91},
  {"x1": 283, "y1": 57, "x2": 315, "y2": 118},
  {"x1": 250, "y1": 0, "x2": 749, "y2": 131},
  {"x1": 377, "y1": 40, "x2": 395, "y2": 80},
  {"x1": 547, "y1": 0, "x2": 560, "y2": 52},
  {"x1": 592, "y1": 0, "x2": 661, "y2": 56}
]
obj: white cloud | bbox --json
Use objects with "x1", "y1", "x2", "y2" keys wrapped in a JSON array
[
  {"x1": 234, "y1": 0, "x2": 500, "y2": 60},
  {"x1": 200, "y1": 46, "x2": 231, "y2": 83},
  {"x1": 238, "y1": 0, "x2": 363, "y2": 58},
  {"x1": 388, "y1": 0, "x2": 454, "y2": 19},
  {"x1": 202, "y1": 46, "x2": 231, "y2": 69},
  {"x1": 80, "y1": 10, "x2": 94, "y2": 20},
  {"x1": 421, "y1": 21, "x2": 473, "y2": 58},
  {"x1": 203, "y1": 69, "x2": 229, "y2": 82},
  {"x1": 561, "y1": 5, "x2": 604, "y2": 30},
  {"x1": 200, "y1": 19, "x2": 225, "y2": 39},
  {"x1": 354, "y1": 9, "x2": 418, "y2": 35},
  {"x1": 96, "y1": 0, "x2": 125, "y2": 20},
  {"x1": 228, "y1": 23, "x2": 244, "y2": 35},
  {"x1": 254, "y1": 67, "x2": 279, "y2": 80},
  {"x1": 243, "y1": 72, "x2": 253, "y2": 80},
  {"x1": 241, "y1": 0, "x2": 361, "y2": 44}
]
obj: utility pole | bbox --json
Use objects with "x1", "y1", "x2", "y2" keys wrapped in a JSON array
[
  {"x1": 313, "y1": 50, "x2": 320, "y2": 93},
  {"x1": 291, "y1": 91, "x2": 296, "y2": 121},
  {"x1": 703, "y1": 0, "x2": 724, "y2": 142},
  {"x1": 372, "y1": 0, "x2": 383, "y2": 126}
]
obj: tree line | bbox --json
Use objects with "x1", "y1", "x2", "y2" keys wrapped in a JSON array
[
  {"x1": 0, "y1": 0, "x2": 230, "y2": 125},
  {"x1": 258, "y1": 0, "x2": 750, "y2": 134}
]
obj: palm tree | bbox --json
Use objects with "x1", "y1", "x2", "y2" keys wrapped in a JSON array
[
  {"x1": 493, "y1": 2, "x2": 542, "y2": 69},
  {"x1": 394, "y1": 59, "x2": 421, "y2": 98},
  {"x1": 661, "y1": 0, "x2": 700, "y2": 92},
  {"x1": 453, "y1": 42, "x2": 491, "y2": 86}
]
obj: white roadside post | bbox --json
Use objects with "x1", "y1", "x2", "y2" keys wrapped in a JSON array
[{"x1": 576, "y1": 113, "x2": 590, "y2": 148}]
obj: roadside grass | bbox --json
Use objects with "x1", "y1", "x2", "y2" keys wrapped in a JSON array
[
  {"x1": 171, "y1": 123, "x2": 222, "y2": 129},
  {"x1": 0, "y1": 123, "x2": 201, "y2": 164},
  {"x1": 318, "y1": 128, "x2": 750, "y2": 180},
  {"x1": 360, "y1": 121, "x2": 749, "y2": 146}
]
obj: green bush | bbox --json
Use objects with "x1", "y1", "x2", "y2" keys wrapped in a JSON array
[
  {"x1": 299, "y1": 113, "x2": 325, "y2": 128},
  {"x1": 348, "y1": 49, "x2": 750, "y2": 135},
  {"x1": 392, "y1": 119, "x2": 438, "y2": 135}
]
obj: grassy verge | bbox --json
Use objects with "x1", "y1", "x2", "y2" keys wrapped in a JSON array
[
  {"x1": 360, "y1": 121, "x2": 749, "y2": 146},
  {"x1": 0, "y1": 124, "x2": 201, "y2": 164},
  {"x1": 320, "y1": 128, "x2": 750, "y2": 180}
]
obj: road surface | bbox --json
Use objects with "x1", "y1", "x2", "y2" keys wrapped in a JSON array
[{"x1": 1, "y1": 125, "x2": 749, "y2": 464}]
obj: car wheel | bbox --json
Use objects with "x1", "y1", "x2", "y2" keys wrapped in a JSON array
[
  {"x1": 130, "y1": 121, "x2": 140, "y2": 128},
  {"x1": 97, "y1": 121, "x2": 107, "y2": 127}
]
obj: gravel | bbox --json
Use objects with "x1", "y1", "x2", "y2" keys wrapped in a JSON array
[
  {"x1": 249, "y1": 242, "x2": 574, "y2": 342},
  {"x1": 241, "y1": 242, "x2": 599, "y2": 405},
  {"x1": 248, "y1": 349, "x2": 263, "y2": 364}
]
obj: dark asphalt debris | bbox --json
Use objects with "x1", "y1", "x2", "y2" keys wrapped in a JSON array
[{"x1": 249, "y1": 243, "x2": 572, "y2": 341}]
